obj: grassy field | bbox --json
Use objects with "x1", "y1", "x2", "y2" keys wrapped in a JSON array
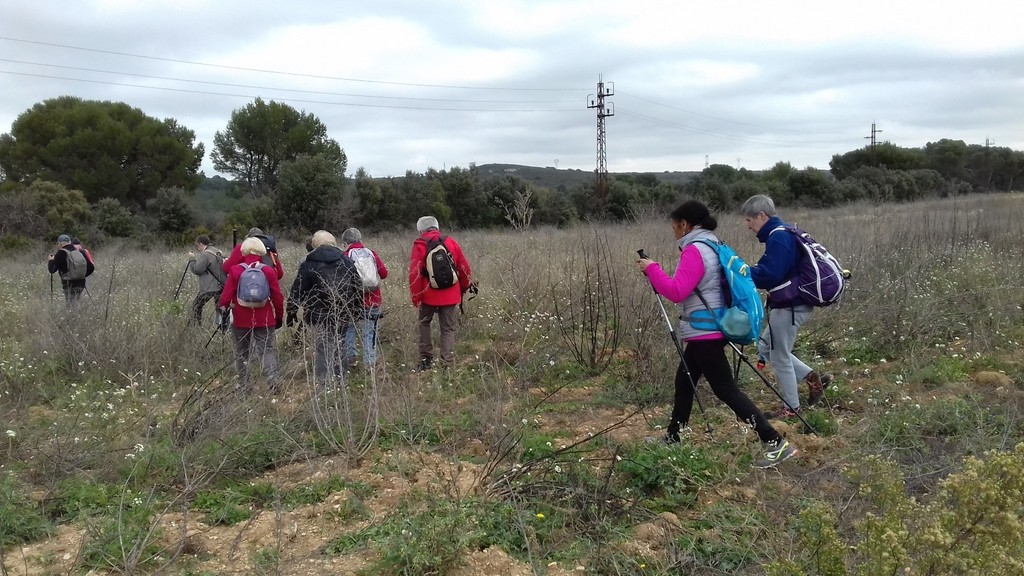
[{"x1": 2, "y1": 194, "x2": 1024, "y2": 575}]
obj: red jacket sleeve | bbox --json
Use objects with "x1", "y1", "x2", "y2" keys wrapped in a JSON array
[
  {"x1": 219, "y1": 265, "x2": 240, "y2": 308},
  {"x1": 374, "y1": 250, "x2": 389, "y2": 280},
  {"x1": 447, "y1": 237, "x2": 472, "y2": 292},
  {"x1": 271, "y1": 252, "x2": 284, "y2": 279},
  {"x1": 223, "y1": 244, "x2": 243, "y2": 273},
  {"x1": 408, "y1": 239, "x2": 427, "y2": 307}
]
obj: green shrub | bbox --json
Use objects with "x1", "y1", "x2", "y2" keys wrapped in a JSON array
[
  {"x1": 769, "y1": 444, "x2": 1024, "y2": 574},
  {"x1": 677, "y1": 500, "x2": 771, "y2": 572},
  {"x1": 617, "y1": 441, "x2": 726, "y2": 512},
  {"x1": 146, "y1": 187, "x2": 196, "y2": 235},
  {"x1": 0, "y1": 234, "x2": 34, "y2": 252},
  {"x1": 910, "y1": 355, "x2": 968, "y2": 387},
  {"x1": 802, "y1": 410, "x2": 838, "y2": 436},
  {"x1": 94, "y1": 197, "x2": 139, "y2": 237},
  {"x1": 251, "y1": 546, "x2": 280, "y2": 575},
  {"x1": 44, "y1": 477, "x2": 116, "y2": 521},
  {"x1": 80, "y1": 493, "x2": 164, "y2": 573},
  {"x1": 30, "y1": 180, "x2": 94, "y2": 239},
  {"x1": 0, "y1": 473, "x2": 53, "y2": 545}
]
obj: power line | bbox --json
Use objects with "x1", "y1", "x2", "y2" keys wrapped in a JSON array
[
  {"x1": 0, "y1": 58, "x2": 578, "y2": 104},
  {"x1": 0, "y1": 70, "x2": 584, "y2": 113},
  {"x1": 616, "y1": 89, "x2": 849, "y2": 136},
  {"x1": 0, "y1": 35, "x2": 580, "y2": 92},
  {"x1": 617, "y1": 108, "x2": 844, "y2": 148}
]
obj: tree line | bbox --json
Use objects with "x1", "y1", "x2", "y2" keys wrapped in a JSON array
[{"x1": 1, "y1": 95, "x2": 1022, "y2": 247}]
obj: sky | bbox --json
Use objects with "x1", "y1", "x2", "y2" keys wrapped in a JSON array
[{"x1": 1, "y1": 0, "x2": 1022, "y2": 179}]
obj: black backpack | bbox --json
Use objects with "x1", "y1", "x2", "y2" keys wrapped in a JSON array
[{"x1": 424, "y1": 236, "x2": 458, "y2": 290}]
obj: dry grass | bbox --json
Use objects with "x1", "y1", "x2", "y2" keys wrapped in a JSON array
[{"x1": 2, "y1": 193, "x2": 1024, "y2": 574}]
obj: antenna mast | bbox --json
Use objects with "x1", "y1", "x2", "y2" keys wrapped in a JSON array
[{"x1": 587, "y1": 74, "x2": 614, "y2": 206}]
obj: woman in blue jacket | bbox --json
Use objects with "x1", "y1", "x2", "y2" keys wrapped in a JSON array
[{"x1": 741, "y1": 195, "x2": 832, "y2": 418}]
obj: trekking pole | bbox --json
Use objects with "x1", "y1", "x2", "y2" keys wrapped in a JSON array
[
  {"x1": 638, "y1": 249, "x2": 713, "y2": 436},
  {"x1": 173, "y1": 261, "x2": 189, "y2": 301},
  {"x1": 205, "y1": 309, "x2": 229, "y2": 349},
  {"x1": 49, "y1": 272, "x2": 54, "y2": 301},
  {"x1": 724, "y1": 340, "x2": 818, "y2": 435},
  {"x1": 204, "y1": 324, "x2": 220, "y2": 348}
]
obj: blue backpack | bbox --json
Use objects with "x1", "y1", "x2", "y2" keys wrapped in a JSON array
[
  {"x1": 688, "y1": 239, "x2": 764, "y2": 345},
  {"x1": 235, "y1": 262, "x2": 271, "y2": 308}
]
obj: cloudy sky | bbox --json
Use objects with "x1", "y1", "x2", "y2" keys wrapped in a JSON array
[{"x1": 2, "y1": 0, "x2": 1022, "y2": 178}]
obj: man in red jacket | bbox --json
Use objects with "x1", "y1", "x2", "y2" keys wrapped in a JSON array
[
  {"x1": 219, "y1": 237, "x2": 286, "y2": 393},
  {"x1": 408, "y1": 216, "x2": 472, "y2": 371}
]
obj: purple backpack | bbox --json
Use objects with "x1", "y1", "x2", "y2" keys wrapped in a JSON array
[{"x1": 767, "y1": 225, "x2": 846, "y2": 307}]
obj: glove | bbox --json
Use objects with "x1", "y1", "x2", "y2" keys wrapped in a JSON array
[
  {"x1": 286, "y1": 311, "x2": 297, "y2": 328},
  {"x1": 275, "y1": 317, "x2": 283, "y2": 330}
]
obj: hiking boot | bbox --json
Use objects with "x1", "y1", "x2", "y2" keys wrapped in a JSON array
[
  {"x1": 754, "y1": 439, "x2": 798, "y2": 468},
  {"x1": 764, "y1": 405, "x2": 801, "y2": 420},
  {"x1": 806, "y1": 372, "x2": 833, "y2": 406},
  {"x1": 415, "y1": 358, "x2": 433, "y2": 372}
]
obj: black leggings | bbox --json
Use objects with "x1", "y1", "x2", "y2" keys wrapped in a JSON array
[{"x1": 672, "y1": 339, "x2": 781, "y2": 444}]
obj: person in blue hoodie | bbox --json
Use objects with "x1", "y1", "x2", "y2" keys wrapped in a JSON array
[{"x1": 741, "y1": 195, "x2": 832, "y2": 419}]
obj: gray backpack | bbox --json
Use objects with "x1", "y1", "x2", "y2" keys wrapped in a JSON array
[
  {"x1": 63, "y1": 249, "x2": 88, "y2": 281},
  {"x1": 235, "y1": 262, "x2": 270, "y2": 308}
]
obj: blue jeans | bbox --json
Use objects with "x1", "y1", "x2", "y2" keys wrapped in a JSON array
[{"x1": 344, "y1": 307, "x2": 380, "y2": 366}]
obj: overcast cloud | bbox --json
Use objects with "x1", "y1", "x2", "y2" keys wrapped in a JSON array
[{"x1": 2, "y1": 0, "x2": 1022, "y2": 178}]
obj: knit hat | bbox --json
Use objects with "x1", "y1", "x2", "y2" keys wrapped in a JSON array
[
  {"x1": 57, "y1": 234, "x2": 71, "y2": 244},
  {"x1": 246, "y1": 227, "x2": 264, "y2": 238},
  {"x1": 416, "y1": 216, "x2": 439, "y2": 233}
]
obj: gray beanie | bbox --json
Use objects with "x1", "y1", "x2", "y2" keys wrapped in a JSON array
[
  {"x1": 416, "y1": 216, "x2": 439, "y2": 233},
  {"x1": 246, "y1": 227, "x2": 264, "y2": 238},
  {"x1": 57, "y1": 234, "x2": 71, "y2": 244},
  {"x1": 341, "y1": 228, "x2": 361, "y2": 244}
]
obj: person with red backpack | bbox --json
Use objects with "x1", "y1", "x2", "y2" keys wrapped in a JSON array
[
  {"x1": 47, "y1": 234, "x2": 94, "y2": 304},
  {"x1": 408, "y1": 216, "x2": 472, "y2": 371},
  {"x1": 218, "y1": 237, "x2": 285, "y2": 394},
  {"x1": 741, "y1": 194, "x2": 834, "y2": 419}
]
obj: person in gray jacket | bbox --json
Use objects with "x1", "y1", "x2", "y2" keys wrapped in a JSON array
[{"x1": 187, "y1": 235, "x2": 227, "y2": 326}]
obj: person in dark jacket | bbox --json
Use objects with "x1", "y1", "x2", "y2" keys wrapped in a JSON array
[
  {"x1": 285, "y1": 236, "x2": 315, "y2": 330},
  {"x1": 290, "y1": 230, "x2": 363, "y2": 384},
  {"x1": 218, "y1": 237, "x2": 285, "y2": 394},
  {"x1": 47, "y1": 234, "x2": 95, "y2": 303},
  {"x1": 223, "y1": 227, "x2": 284, "y2": 280},
  {"x1": 741, "y1": 194, "x2": 832, "y2": 418},
  {"x1": 186, "y1": 235, "x2": 226, "y2": 326},
  {"x1": 408, "y1": 216, "x2": 473, "y2": 371}
]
